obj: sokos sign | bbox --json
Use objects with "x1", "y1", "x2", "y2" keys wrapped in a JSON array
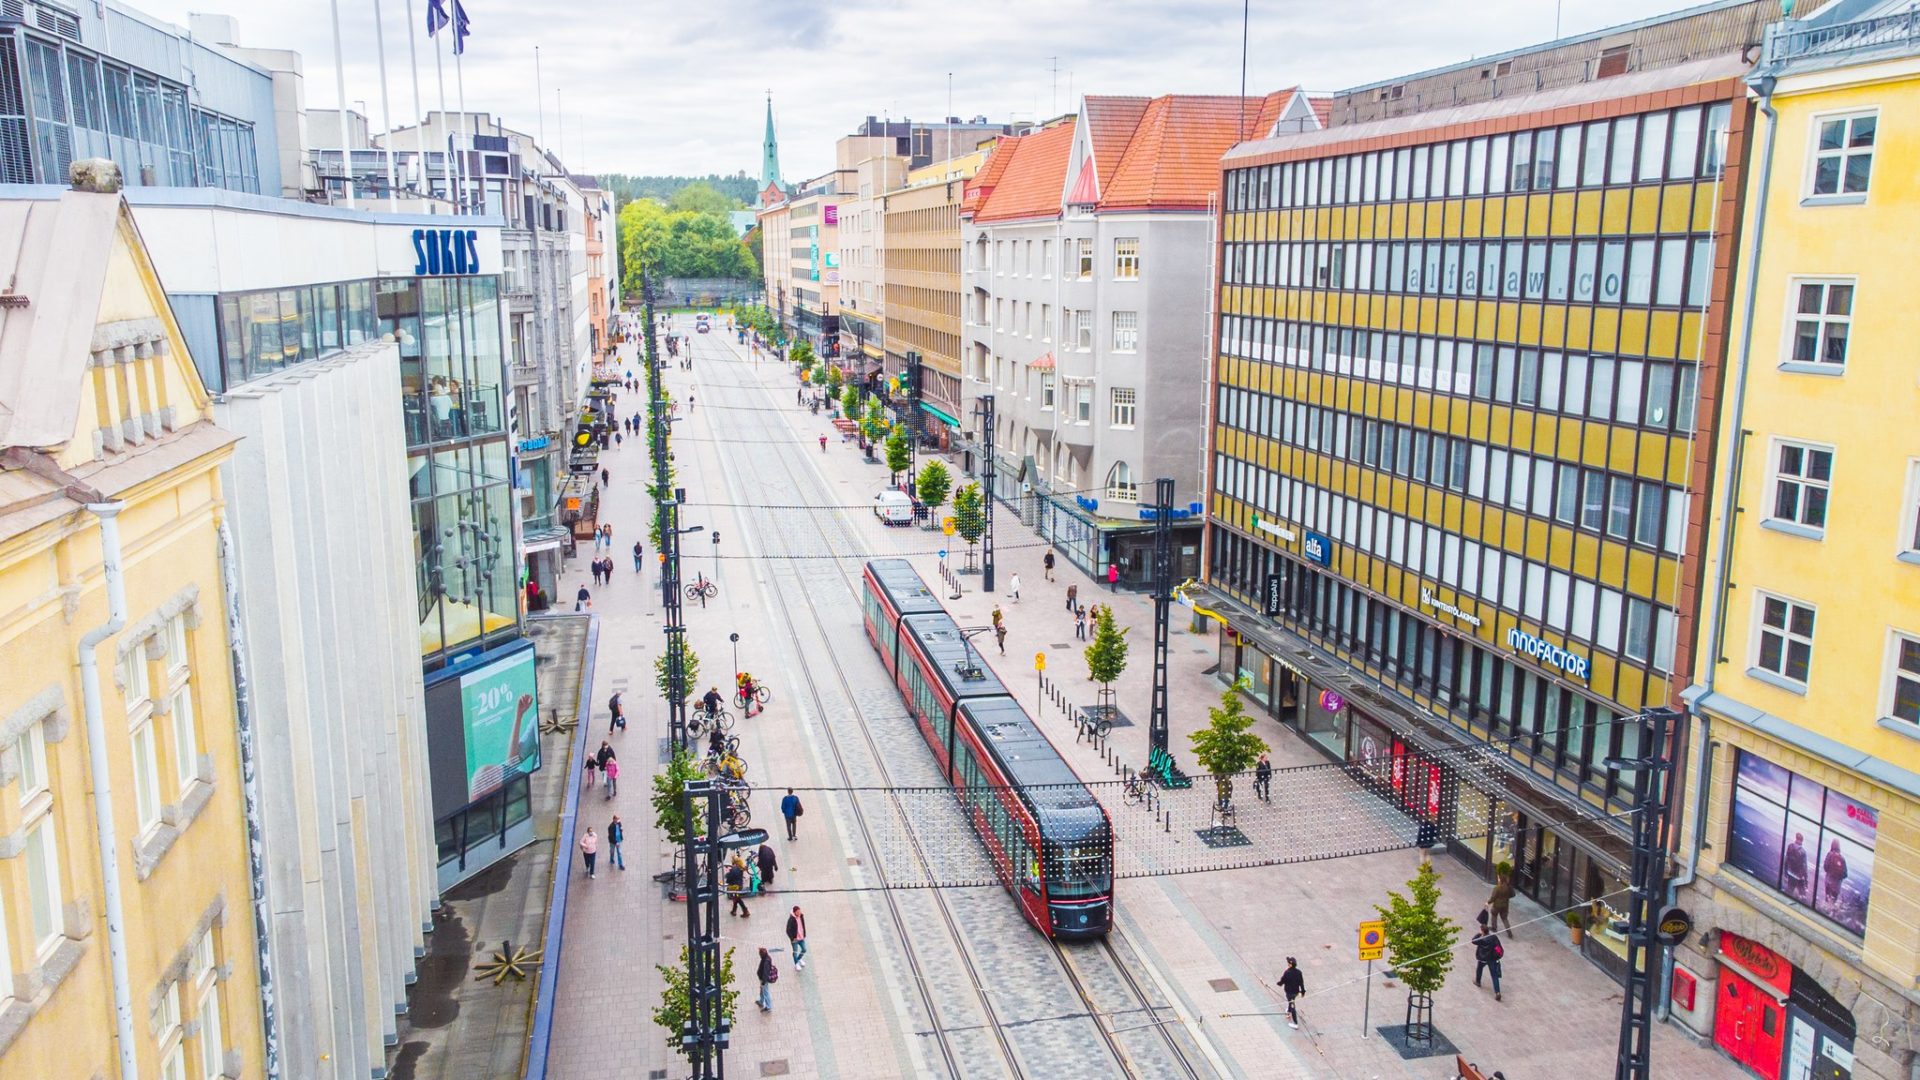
[
  {"x1": 412, "y1": 228, "x2": 484, "y2": 276},
  {"x1": 1507, "y1": 627, "x2": 1590, "y2": 680}
]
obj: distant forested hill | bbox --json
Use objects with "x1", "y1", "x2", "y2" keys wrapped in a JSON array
[{"x1": 596, "y1": 173, "x2": 759, "y2": 208}]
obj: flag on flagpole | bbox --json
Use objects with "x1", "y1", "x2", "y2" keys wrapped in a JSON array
[
  {"x1": 452, "y1": 0, "x2": 470, "y2": 55},
  {"x1": 426, "y1": 0, "x2": 448, "y2": 36}
]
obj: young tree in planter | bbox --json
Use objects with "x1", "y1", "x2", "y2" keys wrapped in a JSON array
[
  {"x1": 1188, "y1": 681, "x2": 1269, "y2": 811},
  {"x1": 839, "y1": 383, "x2": 860, "y2": 420},
  {"x1": 791, "y1": 338, "x2": 816, "y2": 373},
  {"x1": 916, "y1": 460, "x2": 953, "y2": 529},
  {"x1": 861, "y1": 398, "x2": 887, "y2": 449},
  {"x1": 1083, "y1": 606, "x2": 1130, "y2": 718},
  {"x1": 885, "y1": 429, "x2": 912, "y2": 485},
  {"x1": 654, "y1": 637, "x2": 701, "y2": 703},
  {"x1": 1374, "y1": 860, "x2": 1460, "y2": 1046},
  {"x1": 822, "y1": 359, "x2": 841, "y2": 394},
  {"x1": 654, "y1": 944, "x2": 738, "y2": 1062},
  {"x1": 951, "y1": 482, "x2": 985, "y2": 565},
  {"x1": 650, "y1": 748, "x2": 708, "y2": 845}
]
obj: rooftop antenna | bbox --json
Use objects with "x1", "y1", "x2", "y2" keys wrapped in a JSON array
[
  {"x1": 1238, "y1": 0, "x2": 1250, "y2": 135},
  {"x1": 1050, "y1": 56, "x2": 1058, "y2": 117}
]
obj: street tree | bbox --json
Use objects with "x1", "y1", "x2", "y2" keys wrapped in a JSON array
[
  {"x1": 668, "y1": 180, "x2": 741, "y2": 215},
  {"x1": 790, "y1": 339, "x2": 815, "y2": 375},
  {"x1": 861, "y1": 398, "x2": 887, "y2": 449},
  {"x1": 1083, "y1": 605, "x2": 1130, "y2": 717},
  {"x1": 916, "y1": 460, "x2": 953, "y2": 528},
  {"x1": 653, "y1": 944, "x2": 738, "y2": 1062},
  {"x1": 822, "y1": 361, "x2": 841, "y2": 394},
  {"x1": 885, "y1": 429, "x2": 911, "y2": 485},
  {"x1": 650, "y1": 748, "x2": 708, "y2": 845},
  {"x1": 840, "y1": 383, "x2": 860, "y2": 419},
  {"x1": 951, "y1": 482, "x2": 985, "y2": 562},
  {"x1": 654, "y1": 637, "x2": 701, "y2": 702},
  {"x1": 1374, "y1": 860, "x2": 1460, "y2": 1046},
  {"x1": 1188, "y1": 682, "x2": 1269, "y2": 810}
]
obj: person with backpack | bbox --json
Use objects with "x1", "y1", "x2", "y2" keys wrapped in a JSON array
[
  {"x1": 606, "y1": 816, "x2": 625, "y2": 871},
  {"x1": 1277, "y1": 957, "x2": 1305, "y2": 1029},
  {"x1": 755, "y1": 947, "x2": 777, "y2": 1011},
  {"x1": 1472, "y1": 924, "x2": 1505, "y2": 1000},
  {"x1": 781, "y1": 789, "x2": 803, "y2": 840},
  {"x1": 608, "y1": 692, "x2": 626, "y2": 734},
  {"x1": 1253, "y1": 753, "x2": 1274, "y2": 801},
  {"x1": 726, "y1": 856, "x2": 750, "y2": 917}
]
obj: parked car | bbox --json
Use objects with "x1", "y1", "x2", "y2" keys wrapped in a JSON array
[{"x1": 872, "y1": 489, "x2": 915, "y2": 526}]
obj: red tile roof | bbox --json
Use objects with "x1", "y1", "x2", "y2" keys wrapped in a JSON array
[
  {"x1": 1308, "y1": 95, "x2": 1333, "y2": 128},
  {"x1": 961, "y1": 133, "x2": 1020, "y2": 218},
  {"x1": 1083, "y1": 96, "x2": 1151, "y2": 196},
  {"x1": 971, "y1": 120, "x2": 1077, "y2": 224},
  {"x1": 1065, "y1": 160, "x2": 1098, "y2": 206},
  {"x1": 1097, "y1": 91, "x2": 1293, "y2": 212}
]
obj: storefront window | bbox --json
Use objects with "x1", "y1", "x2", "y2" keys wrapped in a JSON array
[
  {"x1": 1726, "y1": 751, "x2": 1876, "y2": 936},
  {"x1": 380, "y1": 281, "x2": 426, "y2": 445},
  {"x1": 218, "y1": 296, "x2": 246, "y2": 391}
]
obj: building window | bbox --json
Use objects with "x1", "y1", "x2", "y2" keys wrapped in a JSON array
[
  {"x1": 1041, "y1": 373, "x2": 1055, "y2": 410},
  {"x1": 1074, "y1": 309, "x2": 1092, "y2": 350},
  {"x1": 1075, "y1": 384, "x2": 1092, "y2": 423},
  {"x1": 1787, "y1": 279, "x2": 1853, "y2": 368},
  {"x1": 1107, "y1": 461, "x2": 1138, "y2": 503},
  {"x1": 1904, "y1": 460, "x2": 1920, "y2": 558},
  {"x1": 24, "y1": 814, "x2": 62, "y2": 955},
  {"x1": 159, "y1": 981, "x2": 186, "y2": 1080},
  {"x1": 16, "y1": 722, "x2": 47, "y2": 803},
  {"x1": 1808, "y1": 110, "x2": 1875, "y2": 198},
  {"x1": 1888, "y1": 632, "x2": 1920, "y2": 727},
  {"x1": 132, "y1": 719, "x2": 163, "y2": 832},
  {"x1": 191, "y1": 933, "x2": 225, "y2": 1080},
  {"x1": 1111, "y1": 387, "x2": 1137, "y2": 428},
  {"x1": 1768, "y1": 441, "x2": 1833, "y2": 533},
  {"x1": 1112, "y1": 311, "x2": 1139, "y2": 352},
  {"x1": 1726, "y1": 750, "x2": 1876, "y2": 936},
  {"x1": 166, "y1": 615, "x2": 199, "y2": 792},
  {"x1": 1114, "y1": 237, "x2": 1140, "y2": 280},
  {"x1": 1754, "y1": 593, "x2": 1816, "y2": 688},
  {"x1": 1075, "y1": 238, "x2": 1093, "y2": 279}
]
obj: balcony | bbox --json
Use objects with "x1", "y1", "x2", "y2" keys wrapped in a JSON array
[{"x1": 1762, "y1": 8, "x2": 1920, "y2": 70}]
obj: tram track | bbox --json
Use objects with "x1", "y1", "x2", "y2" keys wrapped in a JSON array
[{"x1": 684, "y1": 322, "x2": 1216, "y2": 1080}]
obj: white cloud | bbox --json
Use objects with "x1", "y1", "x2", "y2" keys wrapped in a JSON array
[{"x1": 131, "y1": 0, "x2": 1709, "y2": 177}]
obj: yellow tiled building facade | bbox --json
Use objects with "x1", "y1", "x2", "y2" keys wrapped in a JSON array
[
  {"x1": 0, "y1": 189, "x2": 262, "y2": 1077},
  {"x1": 1674, "y1": 6, "x2": 1920, "y2": 1077}
]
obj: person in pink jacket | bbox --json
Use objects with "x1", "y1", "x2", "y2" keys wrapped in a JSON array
[{"x1": 580, "y1": 827, "x2": 599, "y2": 878}]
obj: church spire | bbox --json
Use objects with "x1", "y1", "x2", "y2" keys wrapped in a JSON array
[{"x1": 760, "y1": 92, "x2": 782, "y2": 204}]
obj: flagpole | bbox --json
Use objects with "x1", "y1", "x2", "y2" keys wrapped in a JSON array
[
  {"x1": 372, "y1": 0, "x2": 397, "y2": 211},
  {"x1": 454, "y1": 43, "x2": 469, "y2": 214},
  {"x1": 433, "y1": 14, "x2": 450, "y2": 212},
  {"x1": 327, "y1": 0, "x2": 355, "y2": 208},
  {"x1": 403, "y1": 0, "x2": 428, "y2": 210}
]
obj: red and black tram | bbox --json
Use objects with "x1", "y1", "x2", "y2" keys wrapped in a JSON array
[{"x1": 861, "y1": 559, "x2": 1113, "y2": 939}]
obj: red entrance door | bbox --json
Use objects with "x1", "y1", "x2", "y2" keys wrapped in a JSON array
[{"x1": 1716, "y1": 967, "x2": 1788, "y2": 1079}]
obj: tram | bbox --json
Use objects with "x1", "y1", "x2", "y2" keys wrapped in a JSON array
[{"x1": 861, "y1": 559, "x2": 1113, "y2": 939}]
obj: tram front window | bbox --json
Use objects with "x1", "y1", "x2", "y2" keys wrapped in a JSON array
[{"x1": 1046, "y1": 838, "x2": 1112, "y2": 898}]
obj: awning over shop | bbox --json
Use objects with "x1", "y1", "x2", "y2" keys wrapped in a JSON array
[{"x1": 920, "y1": 402, "x2": 961, "y2": 427}]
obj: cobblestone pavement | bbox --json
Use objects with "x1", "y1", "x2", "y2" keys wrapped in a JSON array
[{"x1": 542, "y1": 318, "x2": 1740, "y2": 1080}]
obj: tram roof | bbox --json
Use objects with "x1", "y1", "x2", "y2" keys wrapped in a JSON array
[
  {"x1": 960, "y1": 698, "x2": 1099, "y2": 812},
  {"x1": 866, "y1": 558, "x2": 947, "y2": 617},
  {"x1": 905, "y1": 617, "x2": 1011, "y2": 699}
]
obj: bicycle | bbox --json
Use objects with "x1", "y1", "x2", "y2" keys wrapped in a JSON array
[
  {"x1": 734, "y1": 684, "x2": 772, "y2": 711},
  {"x1": 688, "y1": 708, "x2": 734, "y2": 737},
  {"x1": 1077, "y1": 710, "x2": 1113, "y2": 742},
  {"x1": 1121, "y1": 773, "x2": 1148, "y2": 806},
  {"x1": 704, "y1": 752, "x2": 749, "y2": 781},
  {"x1": 686, "y1": 576, "x2": 717, "y2": 607}
]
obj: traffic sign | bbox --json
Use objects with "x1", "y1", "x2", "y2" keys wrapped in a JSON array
[
  {"x1": 1358, "y1": 919, "x2": 1386, "y2": 961},
  {"x1": 942, "y1": 519, "x2": 955, "y2": 536},
  {"x1": 937, "y1": 549, "x2": 948, "y2": 561},
  {"x1": 1035, "y1": 652, "x2": 1046, "y2": 671}
]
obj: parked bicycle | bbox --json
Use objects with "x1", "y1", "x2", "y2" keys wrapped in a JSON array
[
  {"x1": 1122, "y1": 772, "x2": 1149, "y2": 806},
  {"x1": 689, "y1": 706, "x2": 734, "y2": 737},
  {"x1": 734, "y1": 684, "x2": 772, "y2": 711},
  {"x1": 686, "y1": 574, "x2": 718, "y2": 607},
  {"x1": 704, "y1": 751, "x2": 749, "y2": 781},
  {"x1": 1077, "y1": 710, "x2": 1113, "y2": 742}
]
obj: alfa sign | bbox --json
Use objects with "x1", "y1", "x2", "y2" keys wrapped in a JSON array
[
  {"x1": 412, "y1": 227, "x2": 484, "y2": 276},
  {"x1": 1302, "y1": 531, "x2": 1332, "y2": 567}
]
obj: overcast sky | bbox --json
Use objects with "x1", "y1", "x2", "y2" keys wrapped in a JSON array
[{"x1": 137, "y1": 0, "x2": 1702, "y2": 180}]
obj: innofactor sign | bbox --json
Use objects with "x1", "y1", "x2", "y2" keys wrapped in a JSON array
[{"x1": 1507, "y1": 627, "x2": 1590, "y2": 680}]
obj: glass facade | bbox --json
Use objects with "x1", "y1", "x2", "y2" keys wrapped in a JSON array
[
  {"x1": 0, "y1": 30, "x2": 261, "y2": 190},
  {"x1": 217, "y1": 275, "x2": 516, "y2": 666},
  {"x1": 1207, "y1": 87, "x2": 1743, "y2": 835}
]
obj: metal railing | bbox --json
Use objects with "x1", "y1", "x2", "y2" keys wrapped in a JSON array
[{"x1": 1765, "y1": 7, "x2": 1920, "y2": 64}]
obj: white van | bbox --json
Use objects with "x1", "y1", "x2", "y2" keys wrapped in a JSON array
[{"x1": 872, "y1": 489, "x2": 915, "y2": 526}]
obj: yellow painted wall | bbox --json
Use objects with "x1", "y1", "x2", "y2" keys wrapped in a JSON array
[{"x1": 0, "y1": 207, "x2": 262, "y2": 1076}]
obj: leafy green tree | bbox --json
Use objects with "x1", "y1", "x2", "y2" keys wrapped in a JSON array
[
  {"x1": 823, "y1": 362, "x2": 842, "y2": 394},
  {"x1": 952, "y1": 482, "x2": 985, "y2": 554},
  {"x1": 790, "y1": 339, "x2": 815, "y2": 374},
  {"x1": 1189, "y1": 682, "x2": 1269, "y2": 809},
  {"x1": 654, "y1": 944, "x2": 739, "y2": 1061},
  {"x1": 885, "y1": 429, "x2": 912, "y2": 485},
  {"x1": 668, "y1": 181, "x2": 742, "y2": 215},
  {"x1": 1084, "y1": 606, "x2": 1130, "y2": 716},
  {"x1": 1375, "y1": 861, "x2": 1460, "y2": 1040},
  {"x1": 655, "y1": 637, "x2": 700, "y2": 702},
  {"x1": 840, "y1": 383, "x2": 860, "y2": 418},
  {"x1": 861, "y1": 398, "x2": 887, "y2": 445},
  {"x1": 916, "y1": 460, "x2": 953, "y2": 523},
  {"x1": 650, "y1": 749, "x2": 708, "y2": 844}
]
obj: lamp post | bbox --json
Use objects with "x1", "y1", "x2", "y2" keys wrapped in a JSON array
[{"x1": 729, "y1": 631, "x2": 740, "y2": 687}]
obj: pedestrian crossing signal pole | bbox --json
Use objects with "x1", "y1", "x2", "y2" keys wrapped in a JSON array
[
  {"x1": 1612, "y1": 706, "x2": 1680, "y2": 1080},
  {"x1": 1147, "y1": 478, "x2": 1175, "y2": 758},
  {"x1": 978, "y1": 393, "x2": 995, "y2": 593}
]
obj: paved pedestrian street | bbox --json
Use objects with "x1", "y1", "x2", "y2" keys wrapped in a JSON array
[{"x1": 539, "y1": 318, "x2": 1743, "y2": 1079}]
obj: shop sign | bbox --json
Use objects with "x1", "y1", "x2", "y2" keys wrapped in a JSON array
[
  {"x1": 1302, "y1": 531, "x2": 1332, "y2": 566},
  {"x1": 1656, "y1": 905, "x2": 1693, "y2": 945},
  {"x1": 411, "y1": 227, "x2": 484, "y2": 276},
  {"x1": 1718, "y1": 931, "x2": 1791, "y2": 995},
  {"x1": 1420, "y1": 588, "x2": 1483, "y2": 627},
  {"x1": 1254, "y1": 516, "x2": 1296, "y2": 542},
  {"x1": 517, "y1": 435, "x2": 551, "y2": 453},
  {"x1": 1506, "y1": 627, "x2": 1590, "y2": 679},
  {"x1": 1319, "y1": 690, "x2": 1345, "y2": 714},
  {"x1": 823, "y1": 205, "x2": 838, "y2": 226},
  {"x1": 1262, "y1": 574, "x2": 1283, "y2": 617}
]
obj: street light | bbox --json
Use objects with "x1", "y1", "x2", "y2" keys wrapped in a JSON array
[{"x1": 729, "y1": 632, "x2": 740, "y2": 686}]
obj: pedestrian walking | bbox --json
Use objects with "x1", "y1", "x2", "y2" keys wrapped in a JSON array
[
  {"x1": 633, "y1": 540, "x2": 644, "y2": 573},
  {"x1": 991, "y1": 605, "x2": 1004, "y2": 630},
  {"x1": 757, "y1": 842, "x2": 779, "y2": 889},
  {"x1": 607, "y1": 816, "x2": 626, "y2": 871},
  {"x1": 601, "y1": 466, "x2": 609, "y2": 487},
  {"x1": 575, "y1": 585, "x2": 591, "y2": 611},
  {"x1": 1075, "y1": 605, "x2": 1087, "y2": 640},
  {"x1": 1107, "y1": 563, "x2": 1121, "y2": 590},
  {"x1": 583, "y1": 753, "x2": 600, "y2": 791},
  {"x1": 781, "y1": 789, "x2": 803, "y2": 841},
  {"x1": 1066, "y1": 582, "x2": 1078, "y2": 612},
  {"x1": 995, "y1": 623, "x2": 1007, "y2": 655},
  {"x1": 1487, "y1": 869, "x2": 1515, "y2": 937},
  {"x1": 1043, "y1": 550, "x2": 1055, "y2": 582},
  {"x1": 755, "y1": 947, "x2": 777, "y2": 1012},
  {"x1": 1471, "y1": 927, "x2": 1505, "y2": 1000},
  {"x1": 580, "y1": 827, "x2": 599, "y2": 878},
  {"x1": 603, "y1": 756, "x2": 620, "y2": 797},
  {"x1": 726, "y1": 856, "x2": 751, "y2": 917},
  {"x1": 595, "y1": 740, "x2": 616, "y2": 775},
  {"x1": 1254, "y1": 753, "x2": 1273, "y2": 801},
  {"x1": 748, "y1": 855, "x2": 762, "y2": 896},
  {"x1": 1277, "y1": 957, "x2": 1305, "y2": 1029},
  {"x1": 786, "y1": 906, "x2": 808, "y2": 970},
  {"x1": 609, "y1": 693, "x2": 626, "y2": 733},
  {"x1": 1009, "y1": 573, "x2": 1022, "y2": 602}
]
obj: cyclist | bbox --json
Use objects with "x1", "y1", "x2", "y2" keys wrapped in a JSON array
[
  {"x1": 708, "y1": 726, "x2": 726, "y2": 759},
  {"x1": 701, "y1": 686, "x2": 724, "y2": 723},
  {"x1": 737, "y1": 671, "x2": 760, "y2": 717},
  {"x1": 819, "y1": 435, "x2": 828, "y2": 452}
]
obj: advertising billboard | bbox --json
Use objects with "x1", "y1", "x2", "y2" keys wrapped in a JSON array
[
  {"x1": 1726, "y1": 750, "x2": 1875, "y2": 936},
  {"x1": 424, "y1": 640, "x2": 541, "y2": 818}
]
